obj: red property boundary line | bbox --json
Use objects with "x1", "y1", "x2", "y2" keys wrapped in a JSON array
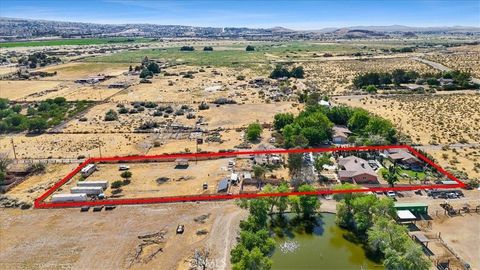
[{"x1": 34, "y1": 145, "x2": 466, "y2": 209}]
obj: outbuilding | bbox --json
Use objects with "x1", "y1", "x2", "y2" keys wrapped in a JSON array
[
  {"x1": 217, "y1": 179, "x2": 229, "y2": 193},
  {"x1": 394, "y1": 202, "x2": 428, "y2": 215}
]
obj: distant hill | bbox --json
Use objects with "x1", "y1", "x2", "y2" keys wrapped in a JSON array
[{"x1": 0, "y1": 17, "x2": 478, "y2": 41}]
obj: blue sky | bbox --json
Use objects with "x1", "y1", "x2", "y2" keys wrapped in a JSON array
[{"x1": 1, "y1": 0, "x2": 479, "y2": 29}]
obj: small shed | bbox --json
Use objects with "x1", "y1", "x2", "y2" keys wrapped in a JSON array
[
  {"x1": 175, "y1": 158, "x2": 189, "y2": 167},
  {"x1": 217, "y1": 179, "x2": 229, "y2": 193},
  {"x1": 394, "y1": 202, "x2": 428, "y2": 215}
]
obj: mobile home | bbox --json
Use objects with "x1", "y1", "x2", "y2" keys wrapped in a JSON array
[
  {"x1": 71, "y1": 186, "x2": 103, "y2": 195},
  {"x1": 51, "y1": 193, "x2": 88, "y2": 202},
  {"x1": 81, "y1": 164, "x2": 97, "y2": 178},
  {"x1": 77, "y1": 180, "x2": 108, "y2": 189}
]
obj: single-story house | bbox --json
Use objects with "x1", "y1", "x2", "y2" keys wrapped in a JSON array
[
  {"x1": 332, "y1": 126, "x2": 352, "y2": 144},
  {"x1": 337, "y1": 156, "x2": 378, "y2": 184},
  {"x1": 384, "y1": 149, "x2": 421, "y2": 168}
]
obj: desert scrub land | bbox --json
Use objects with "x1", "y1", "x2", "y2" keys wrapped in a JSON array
[
  {"x1": 303, "y1": 57, "x2": 435, "y2": 94},
  {"x1": 424, "y1": 45, "x2": 480, "y2": 78},
  {"x1": 336, "y1": 93, "x2": 480, "y2": 145},
  {"x1": 428, "y1": 146, "x2": 480, "y2": 179}
]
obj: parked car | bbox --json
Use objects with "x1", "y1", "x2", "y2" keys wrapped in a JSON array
[
  {"x1": 386, "y1": 191, "x2": 396, "y2": 198},
  {"x1": 176, "y1": 225, "x2": 185, "y2": 234}
]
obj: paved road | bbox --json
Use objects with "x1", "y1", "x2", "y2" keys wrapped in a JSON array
[{"x1": 415, "y1": 143, "x2": 480, "y2": 151}]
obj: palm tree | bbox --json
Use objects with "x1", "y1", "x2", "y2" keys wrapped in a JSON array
[{"x1": 383, "y1": 165, "x2": 399, "y2": 187}]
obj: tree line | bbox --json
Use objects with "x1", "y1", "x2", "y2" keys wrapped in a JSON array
[
  {"x1": 273, "y1": 104, "x2": 397, "y2": 148},
  {"x1": 334, "y1": 184, "x2": 431, "y2": 270},
  {"x1": 0, "y1": 98, "x2": 91, "y2": 134},
  {"x1": 269, "y1": 64, "x2": 304, "y2": 79},
  {"x1": 354, "y1": 69, "x2": 478, "y2": 90}
]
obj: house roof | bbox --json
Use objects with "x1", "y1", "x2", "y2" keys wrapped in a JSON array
[
  {"x1": 217, "y1": 179, "x2": 229, "y2": 191},
  {"x1": 386, "y1": 149, "x2": 418, "y2": 162},
  {"x1": 333, "y1": 126, "x2": 351, "y2": 139},
  {"x1": 338, "y1": 156, "x2": 377, "y2": 178}
]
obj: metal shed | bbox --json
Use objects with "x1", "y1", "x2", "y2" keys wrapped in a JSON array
[{"x1": 394, "y1": 202, "x2": 428, "y2": 215}]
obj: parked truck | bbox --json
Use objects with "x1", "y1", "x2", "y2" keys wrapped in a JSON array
[
  {"x1": 71, "y1": 186, "x2": 103, "y2": 195},
  {"x1": 77, "y1": 180, "x2": 108, "y2": 189},
  {"x1": 51, "y1": 193, "x2": 88, "y2": 202}
]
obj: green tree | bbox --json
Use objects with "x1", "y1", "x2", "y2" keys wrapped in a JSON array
[
  {"x1": 382, "y1": 165, "x2": 399, "y2": 187},
  {"x1": 147, "y1": 61, "x2": 160, "y2": 74},
  {"x1": 120, "y1": 171, "x2": 132, "y2": 183},
  {"x1": 269, "y1": 65, "x2": 290, "y2": 79},
  {"x1": 347, "y1": 109, "x2": 370, "y2": 131},
  {"x1": 139, "y1": 68, "x2": 153, "y2": 78},
  {"x1": 314, "y1": 153, "x2": 333, "y2": 173},
  {"x1": 28, "y1": 117, "x2": 48, "y2": 133},
  {"x1": 290, "y1": 66, "x2": 304, "y2": 78},
  {"x1": 276, "y1": 182, "x2": 289, "y2": 215},
  {"x1": 297, "y1": 184, "x2": 320, "y2": 218},
  {"x1": 0, "y1": 98, "x2": 8, "y2": 110},
  {"x1": 273, "y1": 113, "x2": 294, "y2": 131},
  {"x1": 246, "y1": 122, "x2": 262, "y2": 142},
  {"x1": 365, "y1": 85, "x2": 377, "y2": 93},
  {"x1": 232, "y1": 247, "x2": 272, "y2": 270}
]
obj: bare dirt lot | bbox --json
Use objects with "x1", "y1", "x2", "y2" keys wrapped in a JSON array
[
  {"x1": 56, "y1": 159, "x2": 234, "y2": 199},
  {"x1": 0, "y1": 202, "x2": 246, "y2": 270}
]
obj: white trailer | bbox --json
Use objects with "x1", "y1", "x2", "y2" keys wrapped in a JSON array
[
  {"x1": 51, "y1": 193, "x2": 88, "y2": 202},
  {"x1": 71, "y1": 186, "x2": 103, "y2": 195},
  {"x1": 77, "y1": 181, "x2": 108, "y2": 189},
  {"x1": 81, "y1": 164, "x2": 97, "y2": 177}
]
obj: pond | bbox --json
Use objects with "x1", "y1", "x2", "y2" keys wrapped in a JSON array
[{"x1": 271, "y1": 213, "x2": 384, "y2": 270}]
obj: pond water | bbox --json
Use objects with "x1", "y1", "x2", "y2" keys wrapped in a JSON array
[{"x1": 271, "y1": 213, "x2": 384, "y2": 270}]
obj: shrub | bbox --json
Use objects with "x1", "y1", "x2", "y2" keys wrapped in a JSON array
[
  {"x1": 111, "y1": 180, "x2": 123, "y2": 189},
  {"x1": 104, "y1": 109, "x2": 118, "y2": 121},
  {"x1": 246, "y1": 45, "x2": 255, "y2": 51}
]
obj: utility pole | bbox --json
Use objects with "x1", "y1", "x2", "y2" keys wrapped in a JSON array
[
  {"x1": 10, "y1": 138, "x2": 17, "y2": 161},
  {"x1": 98, "y1": 138, "x2": 102, "y2": 158}
]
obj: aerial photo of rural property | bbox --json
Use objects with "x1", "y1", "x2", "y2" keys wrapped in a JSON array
[{"x1": 0, "y1": 0, "x2": 479, "y2": 269}]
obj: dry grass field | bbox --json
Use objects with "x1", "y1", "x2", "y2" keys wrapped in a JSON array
[
  {"x1": 428, "y1": 146, "x2": 480, "y2": 178},
  {"x1": 63, "y1": 102, "x2": 299, "y2": 133},
  {"x1": 304, "y1": 57, "x2": 435, "y2": 94},
  {"x1": 36, "y1": 62, "x2": 130, "y2": 80},
  {"x1": 336, "y1": 93, "x2": 480, "y2": 145},
  {"x1": 0, "y1": 133, "x2": 151, "y2": 159},
  {"x1": 0, "y1": 80, "x2": 64, "y2": 100}
]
